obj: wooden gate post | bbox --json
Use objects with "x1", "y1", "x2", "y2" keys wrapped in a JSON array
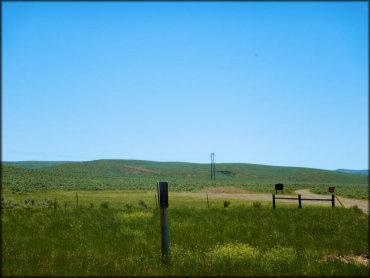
[
  {"x1": 298, "y1": 194, "x2": 302, "y2": 209},
  {"x1": 331, "y1": 194, "x2": 335, "y2": 208},
  {"x1": 157, "y1": 182, "x2": 170, "y2": 263}
]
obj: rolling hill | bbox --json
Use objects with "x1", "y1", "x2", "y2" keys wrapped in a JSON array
[
  {"x1": 336, "y1": 169, "x2": 369, "y2": 175},
  {"x1": 1, "y1": 160, "x2": 368, "y2": 198}
]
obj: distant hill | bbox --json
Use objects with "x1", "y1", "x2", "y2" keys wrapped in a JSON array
[
  {"x1": 2, "y1": 159, "x2": 368, "y2": 194},
  {"x1": 2, "y1": 161, "x2": 72, "y2": 168},
  {"x1": 336, "y1": 169, "x2": 368, "y2": 175}
]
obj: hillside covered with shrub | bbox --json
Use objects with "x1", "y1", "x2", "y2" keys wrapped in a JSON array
[{"x1": 2, "y1": 160, "x2": 368, "y2": 198}]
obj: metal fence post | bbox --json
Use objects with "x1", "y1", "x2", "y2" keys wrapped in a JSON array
[
  {"x1": 298, "y1": 194, "x2": 302, "y2": 209},
  {"x1": 272, "y1": 194, "x2": 275, "y2": 208},
  {"x1": 157, "y1": 181, "x2": 170, "y2": 263}
]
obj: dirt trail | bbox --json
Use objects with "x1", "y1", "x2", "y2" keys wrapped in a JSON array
[{"x1": 172, "y1": 189, "x2": 369, "y2": 213}]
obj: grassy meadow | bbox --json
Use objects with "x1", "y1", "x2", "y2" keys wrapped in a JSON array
[{"x1": 1, "y1": 189, "x2": 369, "y2": 276}]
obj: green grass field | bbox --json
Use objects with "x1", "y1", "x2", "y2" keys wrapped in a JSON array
[
  {"x1": 2, "y1": 160, "x2": 368, "y2": 276},
  {"x1": 1, "y1": 189, "x2": 368, "y2": 276}
]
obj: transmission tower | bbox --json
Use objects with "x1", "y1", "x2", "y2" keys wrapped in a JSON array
[{"x1": 210, "y1": 153, "x2": 215, "y2": 181}]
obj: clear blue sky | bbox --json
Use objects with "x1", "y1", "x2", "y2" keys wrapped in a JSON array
[{"x1": 2, "y1": 2, "x2": 368, "y2": 170}]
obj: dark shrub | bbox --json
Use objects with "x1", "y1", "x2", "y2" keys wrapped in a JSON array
[
  {"x1": 252, "y1": 201, "x2": 261, "y2": 208},
  {"x1": 1, "y1": 199, "x2": 19, "y2": 209},
  {"x1": 350, "y1": 205, "x2": 363, "y2": 215},
  {"x1": 100, "y1": 201, "x2": 109, "y2": 209},
  {"x1": 138, "y1": 200, "x2": 147, "y2": 208},
  {"x1": 46, "y1": 199, "x2": 60, "y2": 209},
  {"x1": 24, "y1": 199, "x2": 35, "y2": 206},
  {"x1": 224, "y1": 201, "x2": 231, "y2": 208}
]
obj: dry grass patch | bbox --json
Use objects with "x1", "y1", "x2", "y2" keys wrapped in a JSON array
[{"x1": 322, "y1": 253, "x2": 369, "y2": 267}]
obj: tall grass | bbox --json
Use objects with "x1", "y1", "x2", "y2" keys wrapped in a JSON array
[{"x1": 2, "y1": 202, "x2": 368, "y2": 276}]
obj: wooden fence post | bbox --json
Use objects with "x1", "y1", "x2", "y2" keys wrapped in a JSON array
[
  {"x1": 206, "y1": 193, "x2": 209, "y2": 208},
  {"x1": 272, "y1": 194, "x2": 275, "y2": 208},
  {"x1": 298, "y1": 194, "x2": 302, "y2": 209},
  {"x1": 332, "y1": 194, "x2": 335, "y2": 208}
]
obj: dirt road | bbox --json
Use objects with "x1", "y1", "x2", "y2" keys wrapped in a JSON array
[{"x1": 172, "y1": 189, "x2": 369, "y2": 213}]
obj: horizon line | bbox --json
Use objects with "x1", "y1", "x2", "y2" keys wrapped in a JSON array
[{"x1": 2, "y1": 158, "x2": 368, "y2": 172}]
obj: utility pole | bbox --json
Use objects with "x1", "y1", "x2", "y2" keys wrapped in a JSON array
[{"x1": 210, "y1": 153, "x2": 215, "y2": 181}]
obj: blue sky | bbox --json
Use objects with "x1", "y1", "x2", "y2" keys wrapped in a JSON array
[{"x1": 2, "y1": 2, "x2": 368, "y2": 170}]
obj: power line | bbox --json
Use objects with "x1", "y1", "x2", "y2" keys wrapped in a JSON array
[{"x1": 210, "y1": 153, "x2": 215, "y2": 181}]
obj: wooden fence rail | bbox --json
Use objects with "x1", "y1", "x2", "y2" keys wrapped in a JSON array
[{"x1": 273, "y1": 194, "x2": 335, "y2": 209}]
